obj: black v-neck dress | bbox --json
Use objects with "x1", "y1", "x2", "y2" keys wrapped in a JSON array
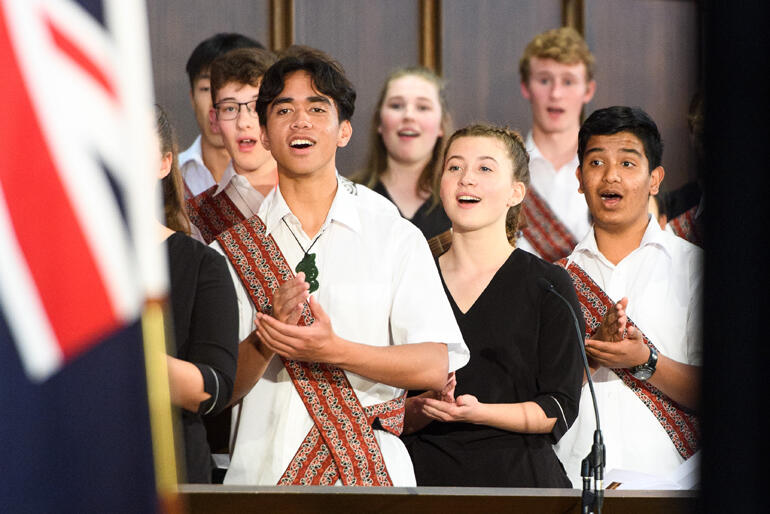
[
  {"x1": 402, "y1": 249, "x2": 584, "y2": 487},
  {"x1": 373, "y1": 181, "x2": 451, "y2": 240}
]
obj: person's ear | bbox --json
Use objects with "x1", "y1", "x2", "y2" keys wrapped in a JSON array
[
  {"x1": 649, "y1": 166, "x2": 665, "y2": 195},
  {"x1": 583, "y1": 80, "x2": 597, "y2": 104},
  {"x1": 520, "y1": 81, "x2": 532, "y2": 101},
  {"x1": 159, "y1": 152, "x2": 173, "y2": 179},
  {"x1": 337, "y1": 120, "x2": 353, "y2": 148},
  {"x1": 260, "y1": 124, "x2": 271, "y2": 151},
  {"x1": 209, "y1": 108, "x2": 220, "y2": 134},
  {"x1": 576, "y1": 165, "x2": 587, "y2": 195},
  {"x1": 509, "y1": 181, "x2": 526, "y2": 207}
]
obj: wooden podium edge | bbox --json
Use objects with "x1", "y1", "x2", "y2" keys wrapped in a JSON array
[{"x1": 180, "y1": 485, "x2": 697, "y2": 514}]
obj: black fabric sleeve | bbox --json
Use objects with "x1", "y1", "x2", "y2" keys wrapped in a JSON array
[
  {"x1": 187, "y1": 249, "x2": 239, "y2": 416},
  {"x1": 531, "y1": 265, "x2": 585, "y2": 443}
]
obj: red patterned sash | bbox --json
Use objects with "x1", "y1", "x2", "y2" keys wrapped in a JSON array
[
  {"x1": 557, "y1": 258, "x2": 699, "y2": 460},
  {"x1": 186, "y1": 185, "x2": 246, "y2": 244},
  {"x1": 669, "y1": 206, "x2": 703, "y2": 247},
  {"x1": 521, "y1": 188, "x2": 579, "y2": 262},
  {"x1": 216, "y1": 216, "x2": 404, "y2": 486}
]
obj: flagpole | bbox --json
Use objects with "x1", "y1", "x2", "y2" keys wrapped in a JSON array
[{"x1": 142, "y1": 298, "x2": 186, "y2": 514}]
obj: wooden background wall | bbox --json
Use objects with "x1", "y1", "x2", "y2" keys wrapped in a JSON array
[{"x1": 148, "y1": 0, "x2": 699, "y2": 191}]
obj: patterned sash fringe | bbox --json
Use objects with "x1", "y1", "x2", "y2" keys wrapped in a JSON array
[
  {"x1": 669, "y1": 206, "x2": 703, "y2": 247},
  {"x1": 557, "y1": 259, "x2": 699, "y2": 460},
  {"x1": 186, "y1": 185, "x2": 246, "y2": 244},
  {"x1": 217, "y1": 216, "x2": 402, "y2": 486},
  {"x1": 521, "y1": 188, "x2": 579, "y2": 263}
]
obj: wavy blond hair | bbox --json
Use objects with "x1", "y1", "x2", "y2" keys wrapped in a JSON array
[{"x1": 519, "y1": 27, "x2": 595, "y2": 84}]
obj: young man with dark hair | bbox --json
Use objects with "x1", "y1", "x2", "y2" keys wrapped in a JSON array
[
  {"x1": 180, "y1": 33, "x2": 263, "y2": 197},
  {"x1": 554, "y1": 106, "x2": 701, "y2": 487},
  {"x1": 186, "y1": 47, "x2": 278, "y2": 244},
  {"x1": 517, "y1": 27, "x2": 596, "y2": 262},
  {"x1": 211, "y1": 48, "x2": 468, "y2": 486}
]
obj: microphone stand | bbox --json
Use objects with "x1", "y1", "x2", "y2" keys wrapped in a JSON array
[{"x1": 538, "y1": 278, "x2": 604, "y2": 514}]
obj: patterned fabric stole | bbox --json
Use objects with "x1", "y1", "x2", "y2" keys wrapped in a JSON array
[
  {"x1": 521, "y1": 188, "x2": 579, "y2": 262},
  {"x1": 669, "y1": 206, "x2": 703, "y2": 247},
  {"x1": 557, "y1": 259, "x2": 699, "y2": 460},
  {"x1": 216, "y1": 216, "x2": 404, "y2": 486},
  {"x1": 186, "y1": 185, "x2": 246, "y2": 244}
]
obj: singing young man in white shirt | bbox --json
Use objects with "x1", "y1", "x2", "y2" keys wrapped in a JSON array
[
  {"x1": 212, "y1": 48, "x2": 469, "y2": 487},
  {"x1": 554, "y1": 106, "x2": 701, "y2": 487},
  {"x1": 517, "y1": 27, "x2": 596, "y2": 262}
]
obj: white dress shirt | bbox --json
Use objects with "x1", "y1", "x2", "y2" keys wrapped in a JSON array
[
  {"x1": 179, "y1": 135, "x2": 216, "y2": 197},
  {"x1": 214, "y1": 163, "x2": 266, "y2": 218},
  {"x1": 554, "y1": 217, "x2": 703, "y2": 487},
  {"x1": 213, "y1": 175, "x2": 470, "y2": 486},
  {"x1": 518, "y1": 132, "x2": 592, "y2": 257},
  {"x1": 187, "y1": 163, "x2": 267, "y2": 245}
]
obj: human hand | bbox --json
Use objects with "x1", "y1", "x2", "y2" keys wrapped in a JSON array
[
  {"x1": 593, "y1": 297, "x2": 629, "y2": 342},
  {"x1": 438, "y1": 372, "x2": 456, "y2": 403},
  {"x1": 420, "y1": 393, "x2": 481, "y2": 424},
  {"x1": 585, "y1": 325, "x2": 650, "y2": 370},
  {"x1": 255, "y1": 295, "x2": 342, "y2": 364},
  {"x1": 272, "y1": 272, "x2": 310, "y2": 325}
]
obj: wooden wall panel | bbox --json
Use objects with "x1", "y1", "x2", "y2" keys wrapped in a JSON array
[
  {"x1": 585, "y1": 0, "x2": 699, "y2": 190},
  {"x1": 293, "y1": 0, "x2": 420, "y2": 176},
  {"x1": 441, "y1": 0, "x2": 562, "y2": 135},
  {"x1": 147, "y1": 0, "x2": 270, "y2": 150}
]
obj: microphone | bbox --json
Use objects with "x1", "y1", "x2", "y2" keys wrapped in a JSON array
[{"x1": 538, "y1": 277, "x2": 604, "y2": 514}]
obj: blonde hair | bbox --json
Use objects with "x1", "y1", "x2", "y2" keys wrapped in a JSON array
[
  {"x1": 442, "y1": 124, "x2": 530, "y2": 245},
  {"x1": 519, "y1": 27, "x2": 595, "y2": 84},
  {"x1": 355, "y1": 67, "x2": 452, "y2": 201}
]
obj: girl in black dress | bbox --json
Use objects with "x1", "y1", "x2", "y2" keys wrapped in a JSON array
[
  {"x1": 354, "y1": 67, "x2": 452, "y2": 240},
  {"x1": 155, "y1": 106, "x2": 238, "y2": 482},
  {"x1": 402, "y1": 124, "x2": 584, "y2": 487}
]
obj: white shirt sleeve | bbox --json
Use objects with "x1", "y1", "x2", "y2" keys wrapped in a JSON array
[
  {"x1": 209, "y1": 240, "x2": 256, "y2": 343},
  {"x1": 388, "y1": 224, "x2": 469, "y2": 372}
]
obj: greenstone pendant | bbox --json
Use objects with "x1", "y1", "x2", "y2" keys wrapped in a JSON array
[{"x1": 295, "y1": 252, "x2": 319, "y2": 293}]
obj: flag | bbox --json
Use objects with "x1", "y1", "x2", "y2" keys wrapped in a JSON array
[{"x1": 1, "y1": 0, "x2": 168, "y2": 511}]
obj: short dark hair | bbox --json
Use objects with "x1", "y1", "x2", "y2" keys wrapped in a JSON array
[
  {"x1": 256, "y1": 46, "x2": 356, "y2": 125},
  {"x1": 578, "y1": 106, "x2": 663, "y2": 171},
  {"x1": 185, "y1": 33, "x2": 264, "y2": 86},
  {"x1": 209, "y1": 48, "x2": 277, "y2": 104}
]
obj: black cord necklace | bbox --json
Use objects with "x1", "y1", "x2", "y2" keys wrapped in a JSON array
[{"x1": 282, "y1": 218, "x2": 325, "y2": 293}]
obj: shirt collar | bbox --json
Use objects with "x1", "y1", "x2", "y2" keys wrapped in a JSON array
[
  {"x1": 258, "y1": 174, "x2": 361, "y2": 236},
  {"x1": 213, "y1": 162, "x2": 237, "y2": 196},
  {"x1": 525, "y1": 131, "x2": 543, "y2": 160},
  {"x1": 178, "y1": 135, "x2": 203, "y2": 167},
  {"x1": 570, "y1": 215, "x2": 672, "y2": 267}
]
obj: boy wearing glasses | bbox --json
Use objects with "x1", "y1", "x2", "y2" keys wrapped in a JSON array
[
  {"x1": 186, "y1": 47, "x2": 278, "y2": 244},
  {"x1": 180, "y1": 33, "x2": 263, "y2": 197}
]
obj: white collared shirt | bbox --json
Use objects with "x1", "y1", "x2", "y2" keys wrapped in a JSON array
[
  {"x1": 214, "y1": 163, "x2": 266, "y2": 219},
  {"x1": 179, "y1": 135, "x2": 216, "y2": 197},
  {"x1": 518, "y1": 132, "x2": 592, "y2": 257},
  {"x1": 187, "y1": 163, "x2": 267, "y2": 245},
  {"x1": 554, "y1": 217, "x2": 703, "y2": 487},
  {"x1": 213, "y1": 175, "x2": 469, "y2": 486}
]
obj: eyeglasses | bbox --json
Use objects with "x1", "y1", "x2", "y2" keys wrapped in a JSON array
[{"x1": 214, "y1": 100, "x2": 259, "y2": 121}]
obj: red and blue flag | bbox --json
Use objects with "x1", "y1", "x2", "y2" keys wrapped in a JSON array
[{"x1": 1, "y1": 0, "x2": 167, "y2": 511}]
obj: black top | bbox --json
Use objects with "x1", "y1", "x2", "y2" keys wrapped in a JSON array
[
  {"x1": 373, "y1": 181, "x2": 451, "y2": 240},
  {"x1": 403, "y1": 249, "x2": 584, "y2": 487},
  {"x1": 166, "y1": 232, "x2": 238, "y2": 483}
]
